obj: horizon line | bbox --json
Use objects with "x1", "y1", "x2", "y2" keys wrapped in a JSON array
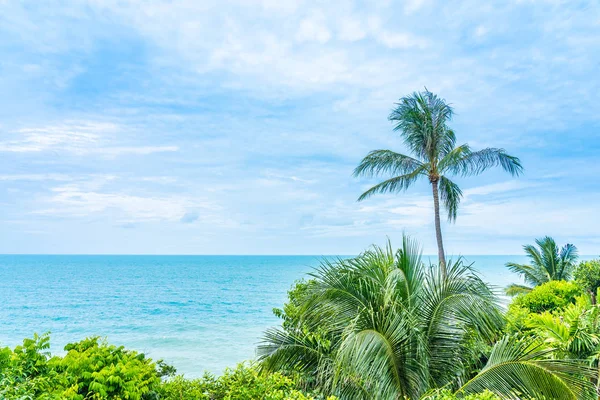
[{"x1": 1, "y1": 253, "x2": 585, "y2": 257}]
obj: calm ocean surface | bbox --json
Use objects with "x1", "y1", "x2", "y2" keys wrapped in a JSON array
[{"x1": 0, "y1": 254, "x2": 534, "y2": 376}]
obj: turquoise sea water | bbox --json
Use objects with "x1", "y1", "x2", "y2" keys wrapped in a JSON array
[{"x1": 0, "y1": 254, "x2": 533, "y2": 376}]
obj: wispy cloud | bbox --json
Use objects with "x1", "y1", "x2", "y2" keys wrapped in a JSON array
[
  {"x1": 0, "y1": 121, "x2": 178, "y2": 156},
  {"x1": 35, "y1": 182, "x2": 219, "y2": 223}
]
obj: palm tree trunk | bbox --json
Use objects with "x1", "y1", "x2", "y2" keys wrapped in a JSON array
[{"x1": 432, "y1": 180, "x2": 447, "y2": 276}]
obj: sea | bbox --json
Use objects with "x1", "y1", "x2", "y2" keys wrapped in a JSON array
[{"x1": 0, "y1": 254, "x2": 555, "y2": 377}]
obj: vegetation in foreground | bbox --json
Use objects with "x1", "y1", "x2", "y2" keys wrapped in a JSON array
[
  {"x1": 1, "y1": 236, "x2": 599, "y2": 399},
  {"x1": 0, "y1": 335, "x2": 328, "y2": 399},
  {"x1": 260, "y1": 236, "x2": 598, "y2": 399}
]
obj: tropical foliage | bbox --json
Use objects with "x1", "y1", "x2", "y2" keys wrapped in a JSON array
[
  {"x1": 259, "y1": 236, "x2": 595, "y2": 399},
  {"x1": 574, "y1": 259, "x2": 600, "y2": 304},
  {"x1": 0, "y1": 335, "x2": 328, "y2": 400},
  {"x1": 421, "y1": 390, "x2": 501, "y2": 400},
  {"x1": 506, "y1": 236, "x2": 579, "y2": 295},
  {"x1": 0, "y1": 333, "x2": 160, "y2": 400},
  {"x1": 159, "y1": 363, "x2": 335, "y2": 400},
  {"x1": 354, "y1": 89, "x2": 522, "y2": 271},
  {"x1": 511, "y1": 280, "x2": 582, "y2": 314},
  {"x1": 526, "y1": 297, "x2": 600, "y2": 361}
]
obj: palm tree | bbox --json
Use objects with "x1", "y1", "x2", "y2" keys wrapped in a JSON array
[
  {"x1": 354, "y1": 89, "x2": 523, "y2": 275},
  {"x1": 506, "y1": 236, "x2": 579, "y2": 295},
  {"x1": 259, "y1": 236, "x2": 595, "y2": 399}
]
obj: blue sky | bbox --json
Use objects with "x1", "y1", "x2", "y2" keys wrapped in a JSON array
[{"x1": 0, "y1": 0, "x2": 598, "y2": 255}]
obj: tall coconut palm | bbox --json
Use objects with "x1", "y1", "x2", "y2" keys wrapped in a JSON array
[
  {"x1": 506, "y1": 236, "x2": 579, "y2": 295},
  {"x1": 354, "y1": 89, "x2": 523, "y2": 274},
  {"x1": 259, "y1": 236, "x2": 595, "y2": 399}
]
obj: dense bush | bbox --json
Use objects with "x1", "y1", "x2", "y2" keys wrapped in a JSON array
[
  {"x1": 159, "y1": 363, "x2": 334, "y2": 400},
  {"x1": 574, "y1": 259, "x2": 600, "y2": 303},
  {"x1": 421, "y1": 389, "x2": 501, "y2": 399},
  {"x1": 0, "y1": 333, "x2": 160, "y2": 400},
  {"x1": 511, "y1": 280, "x2": 581, "y2": 313},
  {"x1": 0, "y1": 334, "x2": 330, "y2": 400},
  {"x1": 0, "y1": 333, "x2": 61, "y2": 399},
  {"x1": 55, "y1": 336, "x2": 160, "y2": 399}
]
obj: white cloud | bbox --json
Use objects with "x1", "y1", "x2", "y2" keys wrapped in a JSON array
[
  {"x1": 35, "y1": 183, "x2": 218, "y2": 223},
  {"x1": 404, "y1": 0, "x2": 427, "y2": 14},
  {"x1": 0, "y1": 122, "x2": 107, "y2": 153},
  {"x1": 0, "y1": 121, "x2": 178, "y2": 156},
  {"x1": 337, "y1": 16, "x2": 366, "y2": 42},
  {"x1": 474, "y1": 25, "x2": 488, "y2": 38},
  {"x1": 295, "y1": 13, "x2": 331, "y2": 43},
  {"x1": 0, "y1": 174, "x2": 72, "y2": 182},
  {"x1": 463, "y1": 180, "x2": 533, "y2": 197},
  {"x1": 375, "y1": 31, "x2": 429, "y2": 49},
  {"x1": 97, "y1": 146, "x2": 179, "y2": 157}
]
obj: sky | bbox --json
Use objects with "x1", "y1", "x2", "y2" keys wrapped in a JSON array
[{"x1": 0, "y1": 0, "x2": 598, "y2": 255}]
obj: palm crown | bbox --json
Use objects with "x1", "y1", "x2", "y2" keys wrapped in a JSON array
[
  {"x1": 354, "y1": 89, "x2": 523, "y2": 272},
  {"x1": 506, "y1": 236, "x2": 579, "y2": 295}
]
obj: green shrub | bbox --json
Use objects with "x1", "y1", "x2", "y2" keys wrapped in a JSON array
[
  {"x1": 512, "y1": 280, "x2": 581, "y2": 313},
  {"x1": 504, "y1": 304, "x2": 533, "y2": 334},
  {"x1": 0, "y1": 334, "x2": 160, "y2": 400},
  {"x1": 0, "y1": 333, "x2": 61, "y2": 399},
  {"x1": 574, "y1": 259, "x2": 600, "y2": 303},
  {"x1": 53, "y1": 336, "x2": 160, "y2": 399},
  {"x1": 0, "y1": 335, "x2": 327, "y2": 400},
  {"x1": 159, "y1": 363, "x2": 333, "y2": 400},
  {"x1": 421, "y1": 389, "x2": 501, "y2": 399}
]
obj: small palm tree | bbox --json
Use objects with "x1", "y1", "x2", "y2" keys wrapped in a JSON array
[
  {"x1": 354, "y1": 89, "x2": 523, "y2": 274},
  {"x1": 259, "y1": 236, "x2": 595, "y2": 399},
  {"x1": 506, "y1": 236, "x2": 579, "y2": 295}
]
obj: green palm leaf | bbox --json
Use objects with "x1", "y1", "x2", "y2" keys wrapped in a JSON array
[
  {"x1": 353, "y1": 150, "x2": 423, "y2": 178},
  {"x1": 446, "y1": 147, "x2": 523, "y2": 177},
  {"x1": 459, "y1": 336, "x2": 597, "y2": 400},
  {"x1": 438, "y1": 176, "x2": 462, "y2": 222}
]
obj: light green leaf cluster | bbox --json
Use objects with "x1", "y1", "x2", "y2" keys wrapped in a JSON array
[
  {"x1": 159, "y1": 363, "x2": 335, "y2": 400},
  {"x1": 0, "y1": 333, "x2": 160, "y2": 400}
]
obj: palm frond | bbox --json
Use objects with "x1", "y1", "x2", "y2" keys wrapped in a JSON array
[
  {"x1": 357, "y1": 166, "x2": 426, "y2": 201},
  {"x1": 421, "y1": 259, "x2": 504, "y2": 387},
  {"x1": 505, "y1": 284, "x2": 533, "y2": 296},
  {"x1": 445, "y1": 147, "x2": 523, "y2": 177},
  {"x1": 335, "y1": 314, "x2": 423, "y2": 400},
  {"x1": 438, "y1": 176, "x2": 463, "y2": 222},
  {"x1": 353, "y1": 150, "x2": 423, "y2": 178},
  {"x1": 437, "y1": 144, "x2": 470, "y2": 172},
  {"x1": 505, "y1": 262, "x2": 549, "y2": 288},
  {"x1": 558, "y1": 243, "x2": 579, "y2": 281},
  {"x1": 459, "y1": 335, "x2": 597, "y2": 400}
]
